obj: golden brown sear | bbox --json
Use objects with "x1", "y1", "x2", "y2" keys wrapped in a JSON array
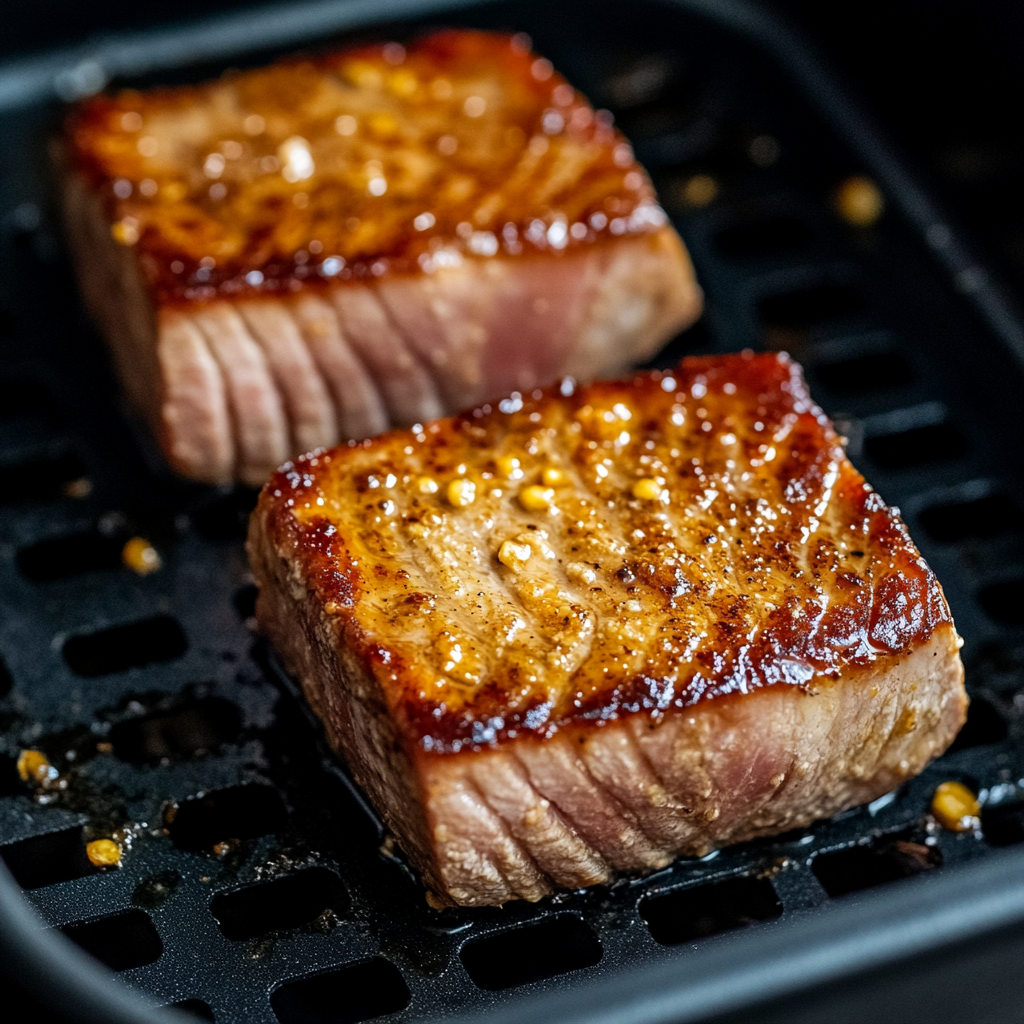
[
  {"x1": 61, "y1": 30, "x2": 700, "y2": 485},
  {"x1": 66, "y1": 30, "x2": 669, "y2": 303},
  {"x1": 249, "y1": 352, "x2": 966, "y2": 906}
]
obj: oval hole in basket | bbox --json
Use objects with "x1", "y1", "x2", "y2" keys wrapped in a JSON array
[
  {"x1": 211, "y1": 867, "x2": 349, "y2": 940},
  {"x1": 714, "y1": 213, "x2": 814, "y2": 261},
  {"x1": 60, "y1": 908, "x2": 163, "y2": 971},
  {"x1": 0, "y1": 307, "x2": 16, "y2": 338},
  {"x1": 0, "y1": 825, "x2": 99, "y2": 889},
  {"x1": 0, "y1": 378, "x2": 57, "y2": 436},
  {"x1": 109, "y1": 697, "x2": 241, "y2": 765},
  {"x1": 0, "y1": 451, "x2": 87, "y2": 505},
  {"x1": 919, "y1": 493, "x2": 1024, "y2": 544},
  {"x1": 640, "y1": 873, "x2": 781, "y2": 945},
  {"x1": 982, "y1": 802, "x2": 1024, "y2": 847},
  {"x1": 270, "y1": 957, "x2": 410, "y2": 1024},
  {"x1": 811, "y1": 831, "x2": 941, "y2": 898},
  {"x1": 17, "y1": 530, "x2": 124, "y2": 581},
  {"x1": 863, "y1": 421, "x2": 968, "y2": 470},
  {"x1": 460, "y1": 913, "x2": 602, "y2": 990},
  {"x1": 62, "y1": 615, "x2": 187, "y2": 677},
  {"x1": 977, "y1": 579, "x2": 1024, "y2": 627},
  {"x1": 192, "y1": 487, "x2": 259, "y2": 542},
  {"x1": 757, "y1": 282, "x2": 865, "y2": 330},
  {"x1": 233, "y1": 583, "x2": 258, "y2": 622},
  {"x1": 813, "y1": 350, "x2": 914, "y2": 395},
  {"x1": 168, "y1": 1000, "x2": 215, "y2": 1021},
  {"x1": 167, "y1": 784, "x2": 287, "y2": 853},
  {"x1": 947, "y1": 695, "x2": 1009, "y2": 752}
]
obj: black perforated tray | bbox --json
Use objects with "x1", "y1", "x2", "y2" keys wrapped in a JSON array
[{"x1": 2, "y1": 2, "x2": 1024, "y2": 1023}]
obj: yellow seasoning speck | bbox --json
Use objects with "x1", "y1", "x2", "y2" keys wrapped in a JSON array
[
  {"x1": 17, "y1": 749, "x2": 53, "y2": 785},
  {"x1": 447, "y1": 479, "x2": 476, "y2": 507},
  {"x1": 498, "y1": 540, "x2": 532, "y2": 569},
  {"x1": 679, "y1": 173, "x2": 718, "y2": 208},
  {"x1": 632, "y1": 478, "x2": 664, "y2": 501},
  {"x1": 416, "y1": 476, "x2": 439, "y2": 494},
  {"x1": 835, "y1": 175, "x2": 884, "y2": 227},
  {"x1": 86, "y1": 838, "x2": 123, "y2": 868},
  {"x1": 519, "y1": 485, "x2": 554, "y2": 511},
  {"x1": 111, "y1": 219, "x2": 140, "y2": 245},
  {"x1": 931, "y1": 780, "x2": 980, "y2": 832},
  {"x1": 63, "y1": 478, "x2": 92, "y2": 499},
  {"x1": 122, "y1": 537, "x2": 162, "y2": 575},
  {"x1": 496, "y1": 455, "x2": 523, "y2": 479},
  {"x1": 541, "y1": 467, "x2": 564, "y2": 486}
]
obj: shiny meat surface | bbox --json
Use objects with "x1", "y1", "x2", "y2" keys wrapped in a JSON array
[
  {"x1": 65, "y1": 31, "x2": 674, "y2": 302},
  {"x1": 150, "y1": 227, "x2": 694, "y2": 485},
  {"x1": 61, "y1": 30, "x2": 701, "y2": 484},
  {"x1": 256, "y1": 352, "x2": 955, "y2": 744},
  {"x1": 249, "y1": 353, "x2": 966, "y2": 905}
]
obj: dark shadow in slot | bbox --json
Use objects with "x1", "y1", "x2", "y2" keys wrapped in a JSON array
[
  {"x1": 211, "y1": 867, "x2": 349, "y2": 940},
  {"x1": 982, "y1": 802, "x2": 1024, "y2": 847},
  {"x1": 17, "y1": 531, "x2": 123, "y2": 581},
  {"x1": 167, "y1": 784, "x2": 287, "y2": 852},
  {"x1": 813, "y1": 351, "x2": 914, "y2": 395},
  {"x1": 0, "y1": 653, "x2": 10, "y2": 697},
  {"x1": 0, "y1": 452, "x2": 87, "y2": 505},
  {"x1": 192, "y1": 488, "x2": 259, "y2": 542},
  {"x1": 920, "y1": 493, "x2": 1024, "y2": 544},
  {"x1": 863, "y1": 422, "x2": 968, "y2": 471},
  {"x1": 714, "y1": 214, "x2": 814, "y2": 261},
  {"x1": 0, "y1": 308, "x2": 16, "y2": 338},
  {"x1": 0, "y1": 753, "x2": 20, "y2": 795},
  {"x1": 633, "y1": 117, "x2": 719, "y2": 168},
  {"x1": 233, "y1": 584, "x2": 258, "y2": 622},
  {"x1": 63, "y1": 615, "x2": 187, "y2": 677},
  {"x1": 460, "y1": 914, "x2": 602, "y2": 990},
  {"x1": 0, "y1": 826, "x2": 98, "y2": 889},
  {"x1": 970, "y1": 640, "x2": 1024, "y2": 692},
  {"x1": 640, "y1": 874, "x2": 781, "y2": 945},
  {"x1": 757, "y1": 283, "x2": 865, "y2": 330},
  {"x1": 0, "y1": 379, "x2": 54, "y2": 422},
  {"x1": 109, "y1": 697, "x2": 241, "y2": 765},
  {"x1": 947, "y1": 695, "x2": 1008, "y2": 752},
  {"x1": 811, "y1": 834, "x2": 941, "y2": 898},
  {"x1": 977, "y1": 579, "x2": 1024, "y2": 627},
  {"x1": 168, "y1": 1000, "x2": 215, "y2": 1022},
  {"x1": 60, "y1": 908, "x2": 162, "y2": 972},
  {"x1": 271, "y1": 957, "x2": 410, "y2": 1024}
]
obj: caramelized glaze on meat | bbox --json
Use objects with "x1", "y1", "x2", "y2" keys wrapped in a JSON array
[
  {"x1": 258, "y1": 352, "x2": 954, "y2": 750},
  {"x1": 65, "y1": 30, "x2": 666, "y2": 304},
  {"x1": 61, "y1": 29, "x2": 700, "y2": 486},
  {"x1": 250, "y1": 352, "x2": 965, "y2": 905}
]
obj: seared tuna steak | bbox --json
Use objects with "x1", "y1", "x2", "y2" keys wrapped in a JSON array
[
  {"x1": 60, "y1": 30, "x2": 701, "y2": 485},
  {"x1": 247, "y1": 352, "x2": 965, "y2": 906}
]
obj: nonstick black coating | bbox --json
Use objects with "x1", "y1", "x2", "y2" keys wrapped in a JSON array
[{"x1": 2, "y1": 2, "x2": 1024, "y2": 1022}]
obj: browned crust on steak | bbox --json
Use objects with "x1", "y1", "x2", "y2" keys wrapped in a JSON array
[
  {"x1": 63, "y1": 31, "x2": 681, "y2": 303},
  {"x1": 59, "y1": 30, "x2": 702, "y2": 483},
  {"x1": 247, "y1": 352, "x2": 966, "y2": 905}
]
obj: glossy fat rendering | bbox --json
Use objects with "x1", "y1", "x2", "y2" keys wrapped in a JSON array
[
  {"x1": 247, "y1": 352, "x2": 966, "y2": 906},
  {"x1": 61, "y1": 30, "x2": 701, "y2": 485}
]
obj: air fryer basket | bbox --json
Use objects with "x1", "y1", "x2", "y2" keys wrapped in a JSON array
[{"x1": 2, "y1": 1, "x2": 1024, "y2": 1022}]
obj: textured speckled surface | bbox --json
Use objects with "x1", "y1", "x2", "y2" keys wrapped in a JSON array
[{"x1": 1, "y1": 0, "x2": 1023, "y2": 1021}]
